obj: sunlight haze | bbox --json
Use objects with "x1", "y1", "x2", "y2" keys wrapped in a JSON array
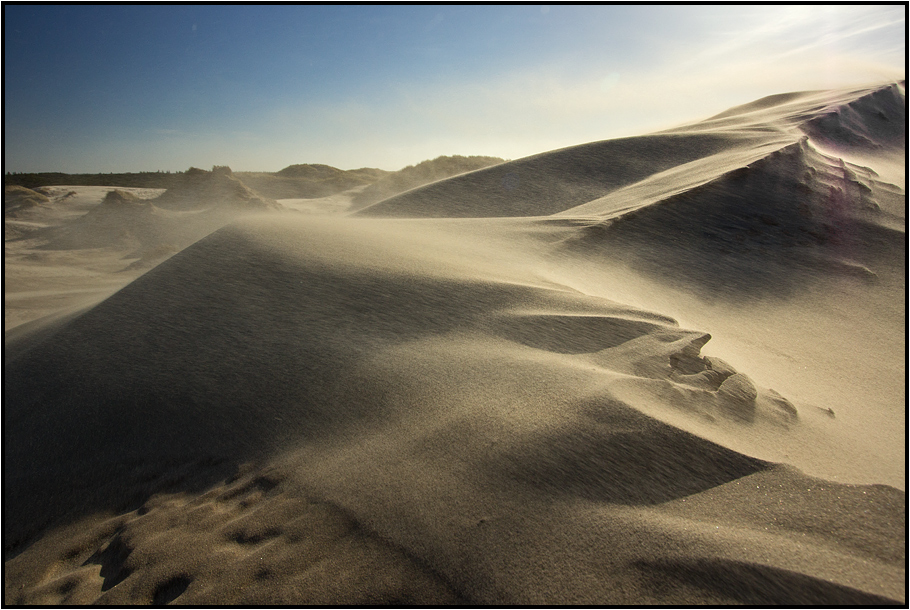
[{"x1": 4, "y1": 5, "x2": 905, "y2": 172}]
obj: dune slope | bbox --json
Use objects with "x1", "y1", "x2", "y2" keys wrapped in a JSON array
[
  {"x1": 4, "y1": 168, "x2": 286, "y2": 331},
  {"x1": 355, "y1": 132, "x2": 775, "y2": 218},
  {"x1": 4, "y1": 82, "x2": 905, "y2": 605},
  {"x1": 349, "y1": 155, "x2": 506, "y2": 210}
]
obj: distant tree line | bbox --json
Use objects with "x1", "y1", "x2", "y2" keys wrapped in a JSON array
[{"x1": 4, "y1": 171, "x2": 185, "y2": 190}]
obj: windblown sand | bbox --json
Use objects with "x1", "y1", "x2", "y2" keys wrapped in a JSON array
[{"x1": 4, "y1": 82, "x2": 905, "y2": 604}]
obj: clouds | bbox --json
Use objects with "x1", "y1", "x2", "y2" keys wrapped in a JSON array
[{"x1": 674, "y1": 5, "x2": 904, "y2": 71}]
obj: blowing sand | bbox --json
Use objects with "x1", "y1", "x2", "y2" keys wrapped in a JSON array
[{"x1": 4, "y1": 82, "x2": 905, "y2": 604}]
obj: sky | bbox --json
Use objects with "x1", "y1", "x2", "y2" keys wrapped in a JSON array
[{"x1": 4, "y1": 4, "x2": 905, "y2": 173}]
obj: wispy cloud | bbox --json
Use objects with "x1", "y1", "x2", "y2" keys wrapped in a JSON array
[
  {"x1": 672, "y1": 5, "x2": 905, "y2": 71},
  {"x1": 5, "y1": 5, "x2": 904, "y2": 173}
]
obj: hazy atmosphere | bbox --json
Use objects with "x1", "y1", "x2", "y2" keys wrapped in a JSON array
[
  {"x1": 4, "y1": 4, "x2": 906, "y2": 606},
  {"x1": 4, "y1": 4, "x2": 905, "y2": 172}
]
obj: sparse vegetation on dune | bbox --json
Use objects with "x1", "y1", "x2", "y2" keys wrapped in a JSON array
[
  {"x1": 236, "y1": 164, "x2": 390, "y2": 199},
  {"x1": 4, "y1": 185, "x2": 51, "y2": 217},
  {"x1": 101, "y1": 189, "x2": 144, "y2": 205},
  {"x1": 151, "y1": 166, "x2": 280, "y2": 211},
  {"x1": 351, "y1": 155, "x2": 506, "y2": 209}
]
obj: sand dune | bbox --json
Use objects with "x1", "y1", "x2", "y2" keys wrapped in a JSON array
[
  {"x1": 236, "y1": 164, "x2": 389, "y2": 201},
  {"x1": 356, "y1": 132, "x2": 766, "y2": 218},
  {"x1": 4, "y1": 82, "x2": 905, "y2": 604},
  {"x1": 3, "y1": 168, "x2": 283, "y2": 331},
  {"x1": 561, "y1": 137, "x2": 903, "y2": 292},
  {"x1": 150, "y1": 166, "x2": 281, "y2": 212},
  {"x1": 4, "y1": 185, "x2": 51, "y2": 219},
  {"x1": 349, "y1": 155, "x2": 506, "y2": 210},
  {"x1": 358, "y1": 82, "x2": 904, "y2": 220}
]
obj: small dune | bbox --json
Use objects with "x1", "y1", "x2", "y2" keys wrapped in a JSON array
[
  {"x1": 4, "y1": 184, "x2": 51, "y2": 218},
  {"x1": 150, "y1": 166, "x2": 281, "y2": 212},
  {"x1": 238, "y1": 164, "x2": 389, "y2": 200},
  {"x1": 350, "y1": 155, "x2": 506, "y2": 210}
]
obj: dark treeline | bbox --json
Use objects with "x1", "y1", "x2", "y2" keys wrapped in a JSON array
[{"x1": 5, "y1": 171, "x2": 184, "y2": 190}]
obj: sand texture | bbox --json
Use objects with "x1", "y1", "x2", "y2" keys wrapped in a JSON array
[{"x1": 4, "y1": 82, "x2": 906, "y2": 605}]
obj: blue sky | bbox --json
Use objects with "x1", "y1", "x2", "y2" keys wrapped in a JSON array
[{"x1": 4, "y1": 5, "x2": 905, "y2": 173}]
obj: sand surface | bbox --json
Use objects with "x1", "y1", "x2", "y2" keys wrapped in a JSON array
[{"x1": 4, "y1": 82, "x2": 905, "y2": 604}]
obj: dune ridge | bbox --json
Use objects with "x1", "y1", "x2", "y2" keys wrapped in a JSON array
[
  {"x1": 4, "y1": 82, "x2": 905, "y2": 604},
  {"x1": 349, "y1": 155, "x2": 507, "y2": 210},
  {"x1": 237, "y1": 164, "x2": 389, "y2": 200},
  {"x1": 357, "y1": 82, "x2": 903, "y2": 222},
  {"x1": 356, "y1": 132, "x2": 763, "y2": 218},
  {"x1": 4, "y1": 185, "x2": 51, "y2": 219},
  {"x1": 149, "y1": 165, "x2": 281, "y2": 212}
]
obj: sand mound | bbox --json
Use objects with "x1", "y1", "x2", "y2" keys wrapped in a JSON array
[
  {"x1": 350, "y1": 155, "x2": 506, "y2": 210},
  {"x1": 4, "y1": 83, "x2": 905, "y2": 604},
  {"x1": 238, "y1": 164, "x2": 389, "y2": 200},
  {"x1": 151, "y1": 166, "x2": 281, "y2": 212},
  {"x1": 34, "y1": 190, "x2": 190, "y2": 260},
  {"x1": 15, "y1": 170, "x2": 286, "y2": 273},
  {"x1": 100, "y1": 189, "x2": 144, "y2": 205},
  {"x1": 4, "y1": 185, "x2": 51, "y2": 218},
  {"x1": 29, "y1": 190, "x2": 174, "y2": 255},
  {"x1": 272, "y1": 163, "x2": 386, "y2": 183}
]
